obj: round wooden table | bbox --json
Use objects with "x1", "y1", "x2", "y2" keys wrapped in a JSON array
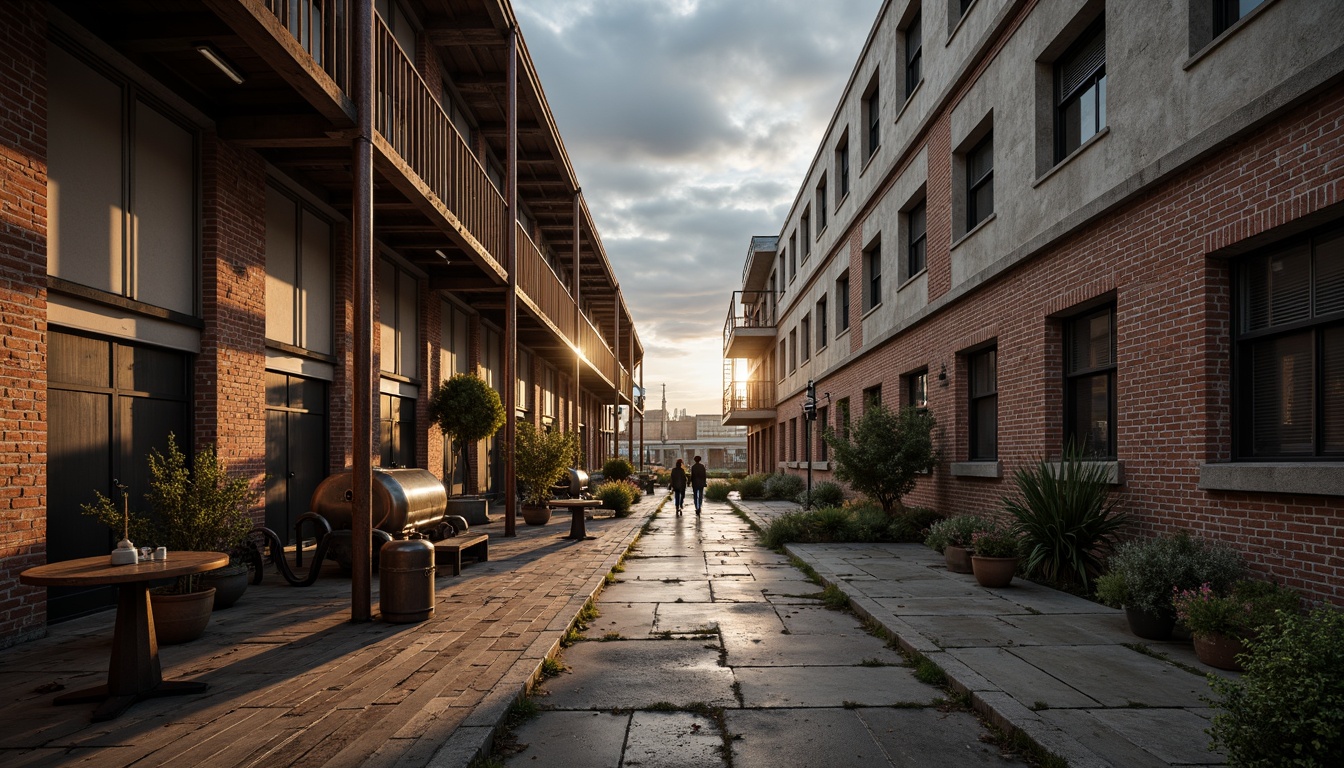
[{"x1": 20, "y1": 551, "x2": 228, "y2": 721}]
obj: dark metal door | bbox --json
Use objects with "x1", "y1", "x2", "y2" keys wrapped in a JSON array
[
  {"x1": 47, "y1": 330, "x2": 190, "y2": 621},
  {"x1": 265, "y1": 372, "x2": 328, "y2": 543}
]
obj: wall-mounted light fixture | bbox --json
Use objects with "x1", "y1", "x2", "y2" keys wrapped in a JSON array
[
  {"x1": 434, "y1": 249, "x2": 452, "y2": 265},
  {"x1": 195, "y1": 44, "x2": 245, "y2": 85},
  {"x1": 938, "y1": 363, "x2": 948, "y2": 386}
]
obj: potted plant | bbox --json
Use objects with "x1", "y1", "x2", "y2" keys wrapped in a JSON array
[
  {"x1": 970, "y1": 524, "x2": 1021, "y2": 588},
  {"x1": 1173, "y1": 580, "x2": 1300, "y2": 671},
  {"x1": 925, "y1": 514, "x2": 992, "y2": 573},
  {"x1": 82, "y1": 434, "x2": 258, "y2": 642},
  {"x1": 1094, "y1": 531, "x2": 1244, "y2": 640},
  {"x1": 429, "y1": 373, "x2": 506, "y2": 523},
  {"x1": 514, "y1": 422, "x2": 579, "y2": 525}
]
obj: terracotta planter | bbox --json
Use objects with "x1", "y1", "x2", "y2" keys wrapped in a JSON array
[
  {"x1": 944, "y1": 545, "x2": 973, "y2": 574},
  {"x1": 971, "y1": 556, "x2": 1018, "y2": 587},
  {"x1": 1124, "y1": 606, "x2": 1176, "y2": 641},
  {"x1": 521, "y1": 504, "x2": 552, "y2": 526},
  {"x1": 151, "y1": 588, "x2": 216, "y2": 645},
  {"x1": 1193, "y1": 632, "x2": 1248, "y2": 671},
  {"x1": 200, "y1": 564, "x2": 248, "y2": 609}
]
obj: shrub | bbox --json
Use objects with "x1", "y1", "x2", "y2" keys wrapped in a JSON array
[
  {"x1": 1207, "y1": 607, "x2": 1344, "y2": 767},
  {"x1": 761, "y1": 511, "x2": 810, "y2": 549},
  {"x1": 759, "y1": 503, "x2": 936, "y2": 547},
  {"x1": 890, "y1": 506, "x2": 942, "y2": 543},
  {"x1": 971, "y1": 525, "x2": 1021, "y2": 558},
  {"x1": 798, "y1": 480, "x2": 846, "y2": 508},
  {"x1": 763, "y1": 472, "x2": 806, "y2": 500},
  {"x1": 704, "y1": 479, "x2": 734, "y2": 502},
  {"x1": 738, "y1": 474, "x2": 769, "y2": 500},
  {"x1": 602, "y1": 457, "x2": 634, "y2": 482},
  {"x1": 824, "y1": 403, "x2": 938, "y2": 513},
  {"x1": 1174, "y1": 580, "x2": 1301, "y2": 639},
  {"x1": 1095, "y1": 532, "x2": 1244, "y2": 615},
  {"x1": 1003, "y1": 447, "x2": 1128, "y2": 590},
  {"x1": 593, "y1": 479, "x2": 638, "y2": 516},
  {"x1": 924, "y1": 514, "x2": 992, "y2": 553}
]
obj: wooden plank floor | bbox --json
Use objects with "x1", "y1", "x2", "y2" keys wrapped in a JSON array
[{"x1": 0, "y1": 499, "x2": 657, "y2": 768}]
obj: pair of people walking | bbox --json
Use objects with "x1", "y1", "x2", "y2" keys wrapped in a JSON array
[{"x1": 669, "y1": 456, "x2": 707, "y2": 516}]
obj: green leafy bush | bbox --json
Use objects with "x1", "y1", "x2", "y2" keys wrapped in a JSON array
[
  {"x1": 593, "y1": 479, "x2": 638, "y2": 516},
  {"x1": 763, "y1": 472, "x2": 806, "y2": 500},
  {"x1": 1207, "y1": 607, "x2": 1344, "y2": 767},
  {"x1": 798, "y1": 480, "x2": 846, "y2": 508},
  {"x1": 602, "y1": 457, "x2": 634, "y2": 482},
  {"x1": 889, "y1": 506, "x2": 942, "y2": 542},
  {"x1": 738, "y1": 474, "x2": 769, "y2": 500},
  {"x1": 1003, "y1": 448, "x2": 1128, "y2": 590},
  {"x1": 971, "y1": 525, "x2": 1021, "y2": 558},
  {"x1": 824, "y1": 403, "x2": 938, "y2": 513},
  {"x1": 924, "y1": 514, "x2": 992, "y2": 553},
  {"x1": 760, "y1": 503, "x2": 937, "y2": 548},
  {"x1": 704, "y1": 479, "x2": 734, "y2": 502},
  {"x1": 1095, "y1": 532, "x2": 1244, "y2": 615}
]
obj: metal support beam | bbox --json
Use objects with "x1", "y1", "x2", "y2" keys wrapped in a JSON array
[
  {"x1": 350, "y1": 0, "x2": 374, "y2": 623},
  {"x1": 503, "y1": 26, "x2": 519, "y2": 537},
  {"x1": 572, "y1": 190, "x2": 582, "y2": 464}
]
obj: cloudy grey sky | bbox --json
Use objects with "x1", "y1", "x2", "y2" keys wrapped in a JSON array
[{"x1": 513, "y1": 0, "x2": 884, "y2": 416}]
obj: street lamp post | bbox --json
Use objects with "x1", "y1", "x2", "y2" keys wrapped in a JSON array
[{"x1": 803, "y1": 379, "x2": 816, "y2": 509}]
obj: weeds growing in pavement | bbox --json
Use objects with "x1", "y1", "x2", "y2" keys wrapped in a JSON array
[
  {"x1": 1121, "y1": 642, "x2": 1208, "y2": 677},
  {"x1": 821, "y1": 584, "x2": 851, "y2": 610},
  {"x1": 539, "y1": 657, "x2": 565, "y2": 678},
  {"x1": 913, "y1": 657, "x2": 947, "y2": 686}
]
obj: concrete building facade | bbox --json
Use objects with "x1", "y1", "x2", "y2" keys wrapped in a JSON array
[
  {"x1": 0, "y1": 0, "x2": 643, "y2": 646},
  {"x1": 723, "y1": 0, "x2": 1344, "y2": 603}
]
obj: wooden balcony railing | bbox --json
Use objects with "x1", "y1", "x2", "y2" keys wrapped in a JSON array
[
  {"x1": 373, "y1": 19, "x2": 506, "y2": 261},
  {"x1": 517, "y1": 223, "x2": 577, "y2": 341},
  {"x1": 263, "y1": 0, "x2": 352, "y2": 94}
]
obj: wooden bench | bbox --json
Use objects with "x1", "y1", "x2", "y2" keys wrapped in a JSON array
[
  {"x1": 433, "y1": 534, "x2": 489, "y2": 576},
  {"x1": 549, "y1": 499, "x2": 604, "y2": 540}
]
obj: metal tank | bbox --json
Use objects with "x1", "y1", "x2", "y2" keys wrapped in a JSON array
[
  {"x1": 379, "y1": 534, "x2": 435, "y2": 623},
  {"x1": 552, "y1": 468, "x2": 590, "y2": 499},
  {"x1": 309, "y1": 467, "x2": 448, "y2": 534}
]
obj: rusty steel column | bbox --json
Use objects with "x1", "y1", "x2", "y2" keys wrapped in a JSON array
[
  {"x1": 350, "y1": 0, "x2": 374, "y2": 622},
  {"x1": 572, "y1": 191, "x2": 581, "y2": 464},
  {"x1": 503, "y1": 25, "x2": 518, "y2": 537},
  {"x1": 613, "y1": 307, "x2": 620, "y2": 461}
]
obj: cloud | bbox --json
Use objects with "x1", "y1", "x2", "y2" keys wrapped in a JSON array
[{"x1": 514, "y1": 0, "x2": 884, "y2": 414}]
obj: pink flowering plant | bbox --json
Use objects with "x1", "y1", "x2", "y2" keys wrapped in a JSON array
[
  {"x1": 971, "y1": 525, "x2": 1021, "y2": 558},
  {"x1": 1173, "y1": 580, "x2": 1301, "y2": 639}
]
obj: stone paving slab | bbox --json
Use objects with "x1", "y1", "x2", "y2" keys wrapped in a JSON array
[
  {"x1": 861, "y1": 707, "x2": 1028, "y2": 765},
  {"x1": 735, "y1": 665, "x2": 939, "y2": 707},
  {"x1": 655, "y1": 601, "x2": 781, "y2": 635},
  {"x1": 539, "y1": 640, "x2": 737, "y2": 710},
  {"x1": 504, "y1": 710, "x2": 630, "y2": 767},
  {"x1": 722, "y1": 628, "x2": 904, "y2": 667},
  {"x1": 774, "y1": 604, "x2": 870, "y2": 635},
  {"x1": 1010, "y1": 645, "x2": 1210, "y2": 708},
  {"x1": 590, "y1": 602, "x2": 658, "y2": 636},
  {"x1": 623, "y1": 711, "x2": 725, "y2": 768},
  {"x1": 599, "y1": 578, "x2": 713, "y2": 603},
  {"x1": 725, "y1": 708, "x2": 892, "y2": 768},
  {"x1": 948, "y1": 647, "x2": 1103, "y2": 709}
]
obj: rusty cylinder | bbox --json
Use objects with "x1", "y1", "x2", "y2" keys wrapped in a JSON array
[{"x1": 379, "y1": 535, "x2": 435, "y2": 623}]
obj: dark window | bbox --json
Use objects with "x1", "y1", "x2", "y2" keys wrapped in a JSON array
[
  {"x1": 905, "y1": 12, "x2": 922, "y2": 99},
  {"x1": 818, "y1": 405, "x2": 829, "y2": 461},
  {"x1": 1056, "y1": 21, "x2": 1106, "y2": 162},
  {"x1": 801, "y1": 315, "x2": 811, "y2": 362},
  {"x1": 837, "y1": 138, "x2": 851, "y2": 199},
  {"x1": 865, "y1": 243, "x2": 882, "y2": 310},
  {"x1": 817, "y1": 296, "x2": 829, "y2": 349},
  {"x1": 1235, "y1": 225, "x2": 1344, "y2": 458},
  {"x1": 789, "y1": 233, "x2": 797, "y2": 280},
  {"x1": 837, "y1": 273, "x2": 851, "y2": 332},
  {"x1": 960, "y1": 0, "x2": 975, "y2": 16},
  {"x1": 837, "y1": 397, "x2": 851, "y2": 441},
  {"x1": 864, "y1": 385, "x2": 883, "y2": 410},
  {"x1": 864, "y1": 78, "x2": 881, "y2": 159},
  {"x1": 967, "y1": 133, "x2": 994, "y2": 230},
  {"x1": 778, "y1": 341, "x2": 786, "y2": 380},
  {"x1": 908, "y1": 199, "x2": 927, "y2": 278},
  {"x1": 908, "y1": 369, "x2": 928, "y2": 410},
  {"x1": 802, "y1": 214, "x2": 811, "y2": 259},
  {"x1": 1214, "y1": 0, "x2": 1265, "y2": 36},
  {"x1": 379, "y1": 392, "x2": 417, "y2": 468},
  {"x1": 1065, "y1": 305, "x2": 1116, "y2": 458},
  {"x1": 969, "y1": 348, "x2": 997, "y2": 460},
  {"x1": 790, "y1": 418, "x2": 798, "y2": 461},
  {"x1": 789, "y1": 328, "x2": 798, "y2": 372},
  {"x1": 817, "y1": 180, "x2": 828, "y2": 231}
]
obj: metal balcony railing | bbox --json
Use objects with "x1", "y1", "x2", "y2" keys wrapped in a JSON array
[
  {"x1": 723, "y1": 380, "x2": 776, "y2": 413},
  {"x1": 722, "y1": 290, "x2": 777, "y2": 348}
]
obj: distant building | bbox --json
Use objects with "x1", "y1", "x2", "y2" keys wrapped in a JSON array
[
  {"x1": 723, "y1": 0, "x2": 1344, "y2": 605},
  {"x1": 622, "y1": 410, "x2": 747, "y2": 472}
]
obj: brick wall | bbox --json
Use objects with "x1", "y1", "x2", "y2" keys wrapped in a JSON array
[
  {"x1": 792, "y1": 85, "x2": 1344, "y2": 605},
  {"x1": 0, "y1": 0, "x2": 47, "y2": 646},
  {"x1": 197, "y1": 135, "x2": 267, "y2": 523}
]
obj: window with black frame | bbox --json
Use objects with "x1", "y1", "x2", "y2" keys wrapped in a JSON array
[
  {"x1": 837, "y1": 137, "x2": 850, "y2": 199},
  {"x1": 967, "y1": 133, "x2": 993, "y2": 230},
  {"x1": 907, "y1": 369, "x2": 928, "y2": 410},
  {"x1": 865, "y1": 242, "x2": 882, "y2": 310},
  {"x1": 837, "y1": 272, "x2": 851, "y2": 332},
  {"x1": 1235, "y1": 226, "x2": 1344, "y2": 458},
  {"x1": 908, "y1": 199, "x2": 927, "y2": 278},
  {"x1": 1065, "y1": 305, "x2": 1116, "y2": 458},
  {"x1": 969, "y1": 348, "x2": 997, "y2": 460},
  {"x1": 1056, "y1": 21, "x2": 1106, "y2": 162},
  {"x1": 1213, "y1": 0, "x2": 1265, "y2": 36},
  {"x1": 905, "y1": 11, "x2": 922, "y2": 99}
]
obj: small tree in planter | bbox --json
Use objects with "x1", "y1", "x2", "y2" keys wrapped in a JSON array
[
  {"x1": 514, "y1": 422, "x2": 579, "y2": 525},
  {"x1": 823, "y1": 403, "x2": 938, "y2": 514},
  {"x1": 602, "y1": 456, "x2": 634, "y2": 482},
  {"x1": 428, "y1": 373, "x2": 506, "y2": 496}
]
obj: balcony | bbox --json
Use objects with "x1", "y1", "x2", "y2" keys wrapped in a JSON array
[
  {"x1": 723, "y1": 290, "x2": 777, "y2": 359},
  {"x1": 722, "y1": 380, "x2": 776, "y2": 426}
]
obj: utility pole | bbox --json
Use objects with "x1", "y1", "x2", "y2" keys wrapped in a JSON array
[{"x1": 803, "y1": 379, "x2": 816, "y2": 509}]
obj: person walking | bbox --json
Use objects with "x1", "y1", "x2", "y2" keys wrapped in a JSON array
[
  {"x1": 669, "y1": 459, "x2": 688, "y2": 516},
  {"x1": 690, "y1": 455, "x2": 707, "y2": 516}
]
